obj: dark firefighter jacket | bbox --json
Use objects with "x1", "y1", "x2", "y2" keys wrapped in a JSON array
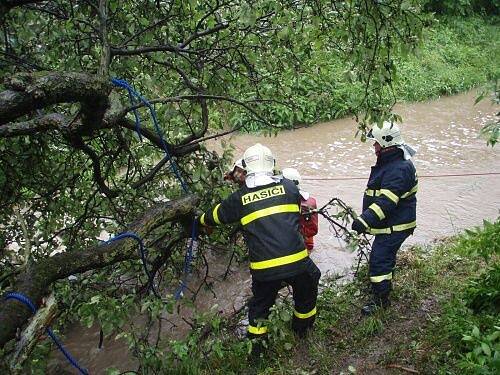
[
  {"x1": 199, "y1": 178, "x2": 313, "y2": 281},
  {"x1": 358, "y1": 148, "x2": 418, "y2": 235}
]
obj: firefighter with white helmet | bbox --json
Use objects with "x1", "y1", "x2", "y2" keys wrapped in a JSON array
[
  {"x1": 351, "y1": 121, "x2": 418, "y2": 315},
  {"x1": 282, "y1": 168, "x2": 319, "y2": 253},
  {"x1": 224, "y1": 158, "x2": 246, "y2": 187},
  {"x1": 198, "y1": 143, "x2": 321, "y2": 352}
]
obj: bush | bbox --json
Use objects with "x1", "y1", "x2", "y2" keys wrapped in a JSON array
[{"x1": 464, "y1": 265, "x2": 500, "y2": 314}]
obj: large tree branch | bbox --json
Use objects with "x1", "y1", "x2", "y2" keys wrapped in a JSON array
[
  {"x1": 0, "y1": 72, "x2": 111, "y2": 128},
  {"x1": 0, "y1": 113, "x2": 66, "y2": 138},
  {"x1": 0, "y1": 194, "x2": 199, "y2": 348}
]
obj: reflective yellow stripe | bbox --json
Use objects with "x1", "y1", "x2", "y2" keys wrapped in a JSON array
[
  {"x1": 392, "y1": 221, "x2": 416, "y2": 231},
  {"x1": 294, "y1": 307, "x2": 317, "y2": 319},
  {"x1": 401, "y1": 184, "x2": 418, "y2": 199},
  {"x1": 380, "y1": 189, "x2": 399, "y2": 204},
  {"x1": 370, "y1": 273, "x2": 393, "y2": 283},
  {"x1": 241, "y1": 204, "x2": 299, "y2": 226},
  {"x1": 200, "y1": 213, "x2": 206, "y2": 226},
  {"x1": 250, "y1": 249, "x2": 308, "y2": 270},
  {"x1": 367, "y1": 185, "x2": 417, "y2": 200},
  {"x1": 367, "y1": 221, "x2": 416, "y2": 235},
  {"x1": 369, "y1": 227, "x2": 391, "y2": 234},
  {"x1": 248, "y1": 325, "x2": 267, "y2": 335},
  {"x1": 369, "y1": 203, "x2": 385, "y2": 220},
  {"x1": 365, "y1": 189, "x2": 381, "y2": 197},
  {"x1": 358, "y1": 217, "x2": 369, "y2": 228},
  {"x1": 212, "y1": 203, "x2": 221, "y2": 225}
]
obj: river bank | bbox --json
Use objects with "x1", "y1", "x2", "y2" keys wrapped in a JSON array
[
  {"x1": 238, "y1": 16, "x2": 500, "y2": 131},
  {"x1": 148, "y1": 219, "x2": 499, "y2": 374}
]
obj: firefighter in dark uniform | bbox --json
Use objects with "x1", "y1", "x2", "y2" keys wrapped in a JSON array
[
  {"x1": 351, "y1": 122, "x2": 418, "y2": 315},
  {"x1": 198, "y1": 143, "x2": 321, "y2": 342}
]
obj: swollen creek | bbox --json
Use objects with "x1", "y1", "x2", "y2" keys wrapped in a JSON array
[{"x1": 50, "y1": 91, "x2": 499, "y2": 373}]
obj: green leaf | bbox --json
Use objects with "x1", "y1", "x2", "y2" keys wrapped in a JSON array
[
  {"x1": 481, "y1": 342, "x2": 491, "y2": 356},
  {"x1": 472, "y1": 326, "x2": 480, "y2": 338}
]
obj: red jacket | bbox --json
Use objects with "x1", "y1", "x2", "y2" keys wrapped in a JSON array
[{"x1": 300, "y1": 196, "x2": 318, "y2": 252}]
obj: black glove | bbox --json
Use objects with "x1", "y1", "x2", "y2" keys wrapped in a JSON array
[{"x1": 351, "y1": 218, "x2": 367, "y2": 234}]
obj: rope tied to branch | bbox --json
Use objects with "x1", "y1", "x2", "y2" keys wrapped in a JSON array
[
  {"x1": 111, "y1": 78, "x2": 198, "y2": 299},
  {"x1": 111, "y1": 77, "x2": 189, "y2": 193},
  {"x1": 4, "y1": 292, "x2": 89, "y2": 375}
]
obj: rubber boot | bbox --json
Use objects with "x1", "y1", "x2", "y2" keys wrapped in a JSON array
[
  {"x1": 292, "y1": 316, "x2": 315, "y2": 338},
  {"x1": 361, "y1": 291, "x2": 391, "y2": 316}
]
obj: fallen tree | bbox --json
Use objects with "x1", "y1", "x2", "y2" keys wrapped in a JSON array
[{"x1": 0, "y1": 194, "x2": 199, "y2": 348}]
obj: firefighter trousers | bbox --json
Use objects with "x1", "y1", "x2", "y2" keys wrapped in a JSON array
[
  {"x1": 247, "y1": 261, "x2": 321, "y2": 338},
  {"x1": 369, "y1": 230, "x2": 411, "y2": 296}
]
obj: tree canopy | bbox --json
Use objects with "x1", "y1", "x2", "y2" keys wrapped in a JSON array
[{"x1": 0, "y1": 0, "x2": 425, "y2": 371}]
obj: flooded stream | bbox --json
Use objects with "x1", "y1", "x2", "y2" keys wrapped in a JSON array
[{"x1": 51, "y1": 91, "x2": 499, "y2": 373}]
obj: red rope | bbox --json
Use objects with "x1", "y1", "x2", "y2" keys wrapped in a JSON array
[{"x1": 303, "y1": 172, "x2": 500, "y2": 181}]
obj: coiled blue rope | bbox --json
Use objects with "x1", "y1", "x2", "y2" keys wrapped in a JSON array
[{"x1": 4, "y1": 292, "x2": 89, "y2": 375}]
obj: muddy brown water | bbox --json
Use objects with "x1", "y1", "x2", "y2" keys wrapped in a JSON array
[{"x1": 50, "y1": 91, "x2": 499, "y2": 373}]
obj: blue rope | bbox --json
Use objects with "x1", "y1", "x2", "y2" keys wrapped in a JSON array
[
  {"x1": 4, "y1": 292, "x2": 89, "y2": 375},
  {"x1": 111, "y1": 78, "x2": 189, "y2": 193},
  {"x1": 174, "y1": 218, "x2": 198, "y2": 300},
  {"x1": 111, "y1": 78, "x2": 199, "y2": 299},
  {"x1": 104, "y1": 232, "x2": 150, "y2": 280}
]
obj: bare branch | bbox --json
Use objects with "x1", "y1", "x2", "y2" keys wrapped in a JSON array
[
  {"x1": 98, "y1": 0, "x2": 111, "y2": 76},
  {"x1": 179, "y1": 22, "x2": 229, "y2": 49},
  {"x1": 66, "y1": 134, "x2": 119, "y2": 198},
  {"x1": 126, "y1": 94, "x2": 272, "y2": 128},
  {"x1": 118, "y1": 118, "x2": 200, "y2": 157},
  {"x1": 110, "y1": 44, "x2": 200, "y2": 57}
]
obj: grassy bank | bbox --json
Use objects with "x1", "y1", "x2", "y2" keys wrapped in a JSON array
[
  {"x1": 147, "y1": 219, "x2": 499, "y2": 374},
  {"x1": 395, "y1": 17, "x2": 500, "y2": 101},
  {"x1": 239, "y1": 16, "x2": 500, "y2": 131}
]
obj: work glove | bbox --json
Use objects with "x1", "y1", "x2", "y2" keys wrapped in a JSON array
[
  {"x1": 194, "y1": 210, "x2": 214, "y2": 235},
  {"x1": 351, "y1": 218, "x2": 367, "y2": 234}
]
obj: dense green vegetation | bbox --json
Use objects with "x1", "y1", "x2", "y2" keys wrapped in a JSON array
[
  {"x1": 240, "y1": 15, "x2": 500, "y2": 131},
  {"x1": 0, "y1": 0, "x2": 498, "y2": 373},
  {"x1": 118, "y1": 219, "x2": 498, "y2": 374}
]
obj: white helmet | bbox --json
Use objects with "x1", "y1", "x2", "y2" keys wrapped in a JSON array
[
  {"x1": 282, "y1": 167, "x2": 301, "y2": 185},
  {"x1": 242, "y1": 143, "x2": 275, "y2": 174},
  {"x1": 232, "y1": 158, "x2": 245, "y2": 172},
  {"x1": 367, "y1": 121, "x2": 404, "y2": 148}
]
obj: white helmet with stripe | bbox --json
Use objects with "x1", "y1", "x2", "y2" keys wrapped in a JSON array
[
  {"x1": 242, "y1": 143, "x2": 275, "y2": 174},
  {"x1": 367, "y1": 121, "x2": 404, "y2": 148}
]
